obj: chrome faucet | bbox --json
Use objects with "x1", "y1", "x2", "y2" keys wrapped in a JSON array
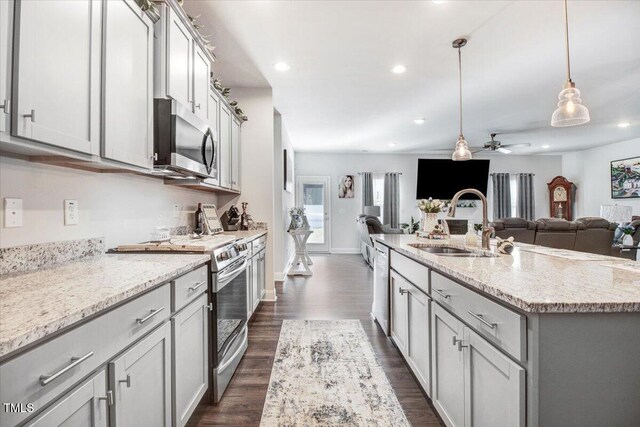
[{"x1": 448, "y1": 188, "x2": 494, "y2": 250}]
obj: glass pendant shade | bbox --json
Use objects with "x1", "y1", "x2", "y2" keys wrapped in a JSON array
[
  {"x1": 551, "y1": 81, "x2": 590, "y2": 127},
  {"x1": 452, "y1": 135, "x2": 472, "y2": 161}
]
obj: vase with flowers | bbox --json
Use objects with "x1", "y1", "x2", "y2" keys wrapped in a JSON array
[
  {"x1": 620, "y1": 224, "x2": 636, "y2": 246},
  {"x1": 418, "y1": 198, "x2": 446, "y2": 233}
]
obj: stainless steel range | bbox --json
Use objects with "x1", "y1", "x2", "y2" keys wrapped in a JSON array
[{"x1": 209, "y1": 240, "x2": 249, "y2": 402}]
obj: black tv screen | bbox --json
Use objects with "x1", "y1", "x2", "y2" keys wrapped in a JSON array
[{"x1": 416, "y1": 159, "x2": 490, "y2": 200}]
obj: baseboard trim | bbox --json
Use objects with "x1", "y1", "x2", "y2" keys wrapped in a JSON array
[
  {"x1": 330, "y1": 248, "x2": 361, "y2": 254},
  {"x1": 262, "y1": 288, "x2": 278, "y2": 302},
  {"x1": 274, "y1": 272, "x2": 286, "y2": 283}
]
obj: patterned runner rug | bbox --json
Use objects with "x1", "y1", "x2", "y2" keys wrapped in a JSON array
[{"x1": 260, "y1": 319, "x2": 411, "y2": 426}]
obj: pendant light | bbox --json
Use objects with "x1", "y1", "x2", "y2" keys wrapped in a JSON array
[
  {"x1": 551, "y1": 0, "x2": 590, "y2": 127},
  {"x1": 452, "y1": 38, "x2": 472, "y2": 161}
]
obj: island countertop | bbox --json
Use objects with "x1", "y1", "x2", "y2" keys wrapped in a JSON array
[
  {"x1": 0, "y1": 253, "x2": 210, "y2": 359},
  {"x1": 373, "y1": 234, "x2": 640, "y2": 314}
]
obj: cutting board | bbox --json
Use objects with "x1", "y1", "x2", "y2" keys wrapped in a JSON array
[{"x1": 115, "y1": 242, "x2": 207, "y2": 253}]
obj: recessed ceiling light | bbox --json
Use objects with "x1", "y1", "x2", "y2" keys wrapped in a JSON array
[
  {"x1": 391, "y1": 65, "x2": 407, "y2": 74},
  {"x1": 618, "y1": 122, "x2": 630, "y2": 128},
  {"x1": 274, "y1": 62, "x2": 290, "y2": 71},
  {"x1": 388, "y1": 143, "x2": 397, "y2": 147},
  {"x1": 413, "y1": 118, "x2": 425, "y2": 124},
  {"x1": 432, "y1": 0, "x2": 446, "y2": 4},
  {"x1": 542, "y1": 144, "x2": 550, "y2": 149}
]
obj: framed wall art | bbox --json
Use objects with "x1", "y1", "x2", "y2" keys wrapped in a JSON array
[{"x1": 611, "y1": 156, "x2": 640, "y2": 199}]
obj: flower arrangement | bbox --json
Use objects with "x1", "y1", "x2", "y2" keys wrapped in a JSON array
[
  {"x1": 418, "y1": 198, "x2": 446, "y2": 213},
  {"x1": 620, "y1": 224, "x2": 635, "y2": 235}
]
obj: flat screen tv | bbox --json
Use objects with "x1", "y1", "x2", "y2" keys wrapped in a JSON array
[{"x1": 416, "y1": 159, "x2": 490, "y2": 200}]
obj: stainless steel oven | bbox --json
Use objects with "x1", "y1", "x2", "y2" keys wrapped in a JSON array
[
  {"x1": 153, "y1": 98, "x2": 218, "y2": 181},
  {"x1": 210, "y1": 242, "x2": 249, "y2": 402}
]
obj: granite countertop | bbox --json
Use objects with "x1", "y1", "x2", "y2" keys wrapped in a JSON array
[
  {"x1": 373, "y1": 234, "x2": 640, "y2": 314},
  {"x1": 0, "y1": 253, "x2": 210, "y2": 359},
  {"x1": 164, "y1": 230, "x2": 267, "y2": 252}
]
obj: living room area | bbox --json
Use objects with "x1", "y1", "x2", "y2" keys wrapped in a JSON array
[{"x1": 294, "y1": 136, "x2": 639, "y2": 262}]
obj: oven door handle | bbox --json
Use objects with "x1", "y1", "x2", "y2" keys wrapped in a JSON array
[
  {"x1": 218, "y1": 327, "x2": 248, "y2": 374},
  {"x1": 216, "y1": 259, "x2": 248, "y2": 290}
]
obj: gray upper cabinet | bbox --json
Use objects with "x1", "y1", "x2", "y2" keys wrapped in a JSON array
[
  {"x1": 26, "y1": 369, "x2": 108, "y2": 427},
  {"x1": 109, "y1": 322, "x2": 172, "y2": 427},
  {"x1": 463, "y1": 326, "x2": 525, "y2": 427},
  {"x1": 431, "y1": 302, "x2": 465, "y2": 427},
  {"x1": 219, "y1": 103, "x2": 232, "y2": 188},
  {"x1": 0, "y1": 0, "x2": 12, "y2": 136},
  {"x1": 164, "y1": 8, "x2": 192, "y2": 107},
  {"x1": 231, "y1": 117, "x2": 241, "y2": 191},
  {"x1": 192, "y1": 45, "x2": 210, "y2": 121},
  {"x1": 172, "y1": 293, "x2": 209, "y2": 427},
  {"x1": 102, "y1": 0, "x2": 154, "y2": 169},
  {"x1": 12, "y1": 0, "x2": 101, "y2": 154}
]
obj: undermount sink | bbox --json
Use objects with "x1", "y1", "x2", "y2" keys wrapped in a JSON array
[{"x1": 407, "y1": 243, "x2": 494, "y2": 257}]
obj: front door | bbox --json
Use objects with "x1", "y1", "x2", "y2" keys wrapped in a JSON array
[{"x1": 297, "y1": 176, "x2": 331, "y2": 253}]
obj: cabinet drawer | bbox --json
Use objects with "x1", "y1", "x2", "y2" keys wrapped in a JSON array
[
  {"x1": 173, "y1": 264, "x2": 208, "y2": 312},
  {"x1": 390, "y1": 251, "x2": 429, "y2": 295},
  {"x1": 431, "y1": 272, "x2": 526, "y2": 361},
  {"x1": 0, "y1": 283, "x2": 170, "y2": 426},
  {"x1": 250, "y1": 235, "x2": 267, "y2": 255}
]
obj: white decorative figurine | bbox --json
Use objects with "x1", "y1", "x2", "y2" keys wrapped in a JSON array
[{"x1": 496, "y1": 236, "x2": 515, "y2": 254}]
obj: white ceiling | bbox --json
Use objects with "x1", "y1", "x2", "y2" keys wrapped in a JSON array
[{"x1": 185, "y1": 0, "x2": 640, "y2": 154}]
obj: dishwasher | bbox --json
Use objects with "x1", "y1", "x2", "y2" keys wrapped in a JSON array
[{"x1": 371, "y1": 242, "x2": 390, "y2": 335}]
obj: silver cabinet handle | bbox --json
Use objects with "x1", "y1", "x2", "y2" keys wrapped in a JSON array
[
  {"x1": 433, "y1": 288, "x2": 450, "y2": 299},
  {"x1": 98, "y1": 390, "x2": 114, "y2": 406},
  {"x1": 119, "y1": 374, "x2": 131, "y2": 388},
  {"x1": 23, "y1": 109, "x2": 36, "y2": 122},
  {"x1": 452, "y1": 336, "x2": 467, "y2": 351},
  {"x1": 40, "y1": 351, "x2": 94, "y2": 386},
  {"x1": 195, "y1": 103, "x2": 201, "y2": 109},
  {"x1": 208, "y1": 302, "x2": 214, "y2": 312},
  {"x1": 136, "y1": 306, "x2": 165, "y2": 324},
  {"x1": 0, "y1": 99, "x2": 9, "y2": 114},
  {"x1": 188, "y1": 280, "x2": 206, "y2": 291},
  {"x1": 399, "y1": 287, "x2": 408, "y2": 295},
  {"x1": 468, "y1": 311, "x2": 497, "y2": 329}
]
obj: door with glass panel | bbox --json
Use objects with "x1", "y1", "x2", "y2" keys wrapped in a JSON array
[{"x1": 296, "y1": 176, "x2": 331, "y2": 253}]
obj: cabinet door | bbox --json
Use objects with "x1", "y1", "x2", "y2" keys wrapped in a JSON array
[
  {"x1": 390, "y1": 271, "x2": 409, "y2": 356},
  {"x1": 407, "y1": 284, "x2": 431, "y2": 396},
  {"x1": 13, "y1": 0, "x2": 101, "y2": 154},
  {"x1": 463, "y1": 327, "x2": 525, "y2": 427},
  {"x1": 192, "y1": 44, "x2": 210, "y2": 121},
  {"x1": 110, "y1": 322, "x2": 171, "y2": 427},
  {"x1": 258, "y1": 250, "x2": 266, "y2": 299},
  {"x1": 219, "y1": 104, "x2": 232, "y2": 188},
  {"x1": 231, "y1": 118, "x2": 241, "y2": 190},
  {"x1": 0, "y1": 0, "x2": 12, "y2": 135},
  {"x1": 172, "y1": 293, "x2": 209, "y2": 427},
  {"x1": 27, "y1": 369, "x2": 108, "y2": 427},
  {"x1": 246, "y1": 260, "x2": 253, "y2": 318},
  {"x1": 251, "y1": 254, "x2": 260, "y2": 312},
  {"x1": 167, "y1": 9, "x2": 192, "y2": 107},
  {"x1": 102, "y1": 0, "x2": 153, "y2": 168},
  {"x1": 431, "y1": 303, "x2": 464, "y2": 427}
]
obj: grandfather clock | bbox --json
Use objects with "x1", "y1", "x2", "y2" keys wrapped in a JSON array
[{"x1": 547, "y1": 176, "x2": 574, "y2": 220}]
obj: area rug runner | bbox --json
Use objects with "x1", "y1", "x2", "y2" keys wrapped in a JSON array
[{"x1": 260, "y1": 319, "x2": 411, "y2": 426}]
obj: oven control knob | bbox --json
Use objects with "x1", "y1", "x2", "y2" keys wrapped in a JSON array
[
  {"x1": 218, "y1": 251, "x2": 230, "y2": 261},
  {"x1": 236, "y1": 243, "x2": 247, "y2": 251}
]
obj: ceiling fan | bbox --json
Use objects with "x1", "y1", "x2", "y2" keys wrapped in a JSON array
[{"x1": 473, "y1": 133, "x2": 531, "y2": 154}]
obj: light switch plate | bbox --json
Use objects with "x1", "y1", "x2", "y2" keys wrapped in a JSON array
[
  {"x1": 64, "y1": 200, "x2": 78, "y2": 225},
  {"x1": 173, "y1": 204, "x2": 180, "y2": 219},
  {"x1": 4, "y1": 198, "x2": 23, "y2": 228}
]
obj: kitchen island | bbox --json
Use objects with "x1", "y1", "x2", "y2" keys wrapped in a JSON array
[{"x1": 372, "y1": 233, "x2": 640, "y2": 427}]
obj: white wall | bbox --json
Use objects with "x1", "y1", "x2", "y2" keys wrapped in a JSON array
[
  {"x1": 562, "y1": 138, "x2": 640, "y2": 218},
  {"x1": 216, "y1": 87, "x2": 277, "y2": 300},
  {"x1": 295, "y1": 152, "x2": 562, "y2": 252},
  {"x1": 0, "y1": 156, "x2": 216, "y2": 249},
  {"x1": 273, "y1": 112, "x2": 295, "y2": 281}
]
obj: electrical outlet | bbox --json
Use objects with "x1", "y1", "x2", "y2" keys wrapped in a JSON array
[
  {"x1": 173, "y1": 204, "x2": 180, "y2": 219},
  {"x1": 4, "y1": 198, "x2": 23, "y2": 228},
  {"x1": 64, "y1": 200, "x2": 78, "y2": 225}
]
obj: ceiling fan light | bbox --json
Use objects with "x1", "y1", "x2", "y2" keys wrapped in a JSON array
[
  {"x1": 452, "y1": 136, "x2": 472, "y2": 161},
  {"x1": 551, "y1": 83, "x2": 590, "y2": 127},
  {"x1": 497, "y1": 147, "x2": 512, "y2": 154}
]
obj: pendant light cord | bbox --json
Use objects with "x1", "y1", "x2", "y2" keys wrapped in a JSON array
[
  {"x1": 564, "y1": 0, "x2": 572, "y2": 82},
  {"x1": 458, "y1": 46, "x2": 463, "y2": 136}
]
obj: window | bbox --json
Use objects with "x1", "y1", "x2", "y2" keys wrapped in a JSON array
[
  {"x1": 372, "y1": 174, "x2": 385, "y2": 222},
  {"x1": 509, "y1": 175, "x2": 518, "y2": 217}
]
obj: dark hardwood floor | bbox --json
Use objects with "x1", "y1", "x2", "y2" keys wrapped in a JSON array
[{"x1": 187, "y1": 254, "x2": 444, "y2": 427}]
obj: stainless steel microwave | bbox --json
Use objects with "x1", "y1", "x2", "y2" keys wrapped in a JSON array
[{"x1": 153, "y1": 98, "x2": 218, "y2": 180}]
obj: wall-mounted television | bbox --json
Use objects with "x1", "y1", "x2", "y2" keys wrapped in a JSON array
[{"x1": 416, "y1": 159, "x2": 490, "y2": 200}]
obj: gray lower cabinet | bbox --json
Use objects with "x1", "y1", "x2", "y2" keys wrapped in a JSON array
[
  {"x1": 257, "y1": 249, "x2": 266, "y2": 300},
  {"x1": 172, "y1": 293, "x2": 209, "y2": 427},
  {"x1": 26, "y1": 369, "x2": 108, "y2": 427},
  {"x1": 431, "y1": 302, "x2": 465, "y2": 427},
  {"x1": 109, "y1": 322, "x2": 172, "y2": 426},
  {"x1": 406, "y1": 284, "x2": 431, "y2": 396},
  {"x1": 390, "y1": 271, "x2": 409, "y2": 355}
]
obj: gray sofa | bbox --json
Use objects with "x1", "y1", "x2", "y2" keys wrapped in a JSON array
[
  {"x1": 491, "y1": 217, "x2": 537, "y2": 244},
  {"x1": 574, "y1": 217, "x2": 618, "y2": 256},
  {"x1": 357, "y1": 214, "x2": 403, "y2": 266}
]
